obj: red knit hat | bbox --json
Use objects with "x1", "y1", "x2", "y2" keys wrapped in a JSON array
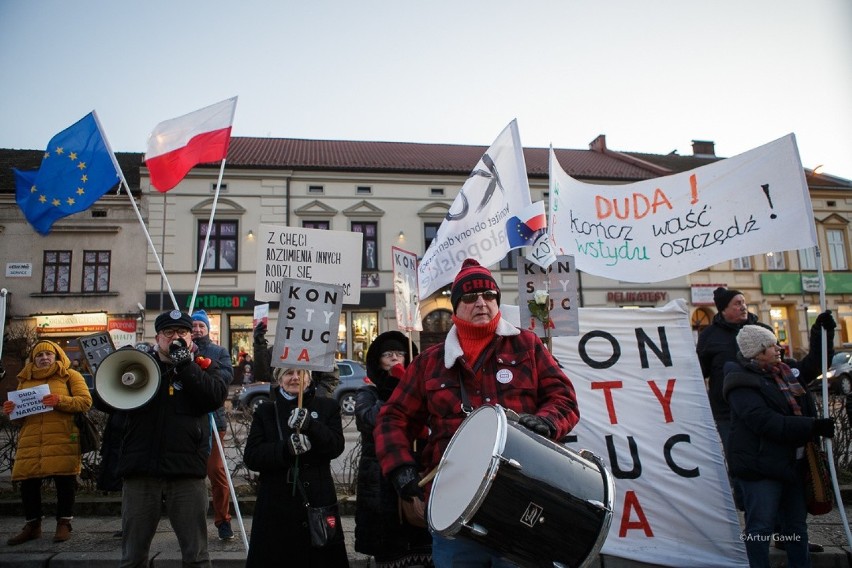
[{"x1": 450, "y1": 259, "x2": 500, "y2": 311}]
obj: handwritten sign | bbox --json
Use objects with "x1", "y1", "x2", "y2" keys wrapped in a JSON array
[
  {"x1": 8, "y1": 385, "x2": 52, "y2": 420},
  {"x1": 549, "y1": 134, "x2": 816, "y2": 283},
  {"x1": 78, "y1": 332, "x2": 116, "y2": 375},
  {"x1": 392, "y1": 247, "x2": 422, "y2": 332},
  {"x1": 553, "y1": 300, "x2": 746, "y2": 566},
  {"x1": 271, "y1": 278, "x2": 343, "y2": 372},
  {"x1": 517, "y1": 255, "x2": 580, "y2": 337},
  {"x1": 255, "y1": 224, "x2": 362, "y2": 304}
]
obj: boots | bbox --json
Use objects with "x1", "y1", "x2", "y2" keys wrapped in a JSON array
[
  {"x1": 7, "y1": 519, "x2": 41, "y2": 546},
  {"x1": 53, "y1": 518, "x2": 73, "y2": 542}
]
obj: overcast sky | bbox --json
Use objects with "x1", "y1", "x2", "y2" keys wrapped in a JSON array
[{"x1": 1, "y1": 0, "x2": 850, "y2": 179}]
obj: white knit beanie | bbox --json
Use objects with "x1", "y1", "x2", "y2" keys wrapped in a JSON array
[{"x1": 736, "y1": 325, "x2": 778, "y2": 358}]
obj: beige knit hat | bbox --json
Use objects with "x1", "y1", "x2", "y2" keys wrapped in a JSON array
[{"x1": 736, "y1": 325, "x2": 778, "y2": 358}]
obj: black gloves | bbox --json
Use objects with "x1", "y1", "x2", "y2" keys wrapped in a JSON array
[
  {"x1": 288, "y1": 407, "x2": 312, "y2": 431},
  {"x1": 287, "y1": 432, "x2": 311, "y2": 455},
  {"x1": 518, "y1": 413, "x2": 554, "y2": 437},
  {"x1": 254, "y1": 322, "x2": 268, "y2": 345},
  {"x1": 813, "y1": 418, "x2": 835, "y2": 438},
  {"x1": 168, "y1": 338, "x2": 192, "y2": 368},
  {"x1": 814, "y1": 310, "x2": 836, "y2": 331},
  {"x1": 391, "y1": 465, "x2": 424, "y2": 501}
]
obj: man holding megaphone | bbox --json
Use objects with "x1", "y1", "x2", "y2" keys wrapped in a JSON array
[{"x1": 116, "y1": 310, "x2": 229, "y2": 568}]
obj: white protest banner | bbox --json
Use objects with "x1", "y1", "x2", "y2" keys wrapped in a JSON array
[
  {"x1": 255, "y1": 224, "x2": 363, "y2": 304},
  {"x1": 549, "y1": 134, "x2": 816, "y2": 283},
  {"x1": 553, "y1": 300, "x2": 746, "y2": 566},
  {"x1": 392, "y1": 246, "x2": 422, "y2": 331},
  {"x1": 418, "y1": 120, "x2": 545, "y2": 298},
  {"x1": 271, "y1": 278, "x2": 343, "y2": 372},
  {"x1": 517, "y1": 255, "x2": 579, "y2": 337},
  {"x1": 9, "y1": 385, "x2": 52, "y2": 420}
]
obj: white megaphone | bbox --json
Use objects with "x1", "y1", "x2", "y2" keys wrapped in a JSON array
[{"x1": 95, "y1": 349, "x2": 161, "y2": 410}]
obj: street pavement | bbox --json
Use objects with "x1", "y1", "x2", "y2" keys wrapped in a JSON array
[{"x1": 1, "y1": 493, "x2": 852, "y2": 567}]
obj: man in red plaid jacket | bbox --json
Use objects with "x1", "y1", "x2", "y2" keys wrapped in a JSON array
[{"x1": 375, "y1": 259, "x2": 580, "y2": 566}]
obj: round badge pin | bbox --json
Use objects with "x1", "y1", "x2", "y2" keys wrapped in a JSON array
[
  {"x1": 496, "y1": 369, "x2": 513, "y2": 384},
  {"x1": 169, "y1": 309, "x2": 182, "y2": 320}
]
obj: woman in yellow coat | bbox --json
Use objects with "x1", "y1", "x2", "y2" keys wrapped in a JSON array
[{"x1": 2, "y1": 340, "x2": 92, "y2": 544}]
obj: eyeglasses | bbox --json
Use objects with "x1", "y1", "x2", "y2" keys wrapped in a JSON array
[
  {"x1": 459, "y1": 290, "x2": 499, "y2": 304},
  {"x1": 381, "y1": 351, "x2": 405, "y2": 359},
  {"x1": 160, "y1": 328, "x2": 191, "y2": 339}
]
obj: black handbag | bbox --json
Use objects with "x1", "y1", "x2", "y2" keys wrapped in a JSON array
[
  {"x1": 66, "y1": 382, "x2": 100, "y2": 454},
  {"x1": 74, "y1": 411, "x2": 101, "y2": 455}
]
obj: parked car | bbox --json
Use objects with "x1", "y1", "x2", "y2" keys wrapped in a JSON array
[
  {"x1": 231, "y1": 359, "x2": 370, "y2": 415},
  {"x1": 808, "y1": 350, "x2": 852, "y2": 395}
]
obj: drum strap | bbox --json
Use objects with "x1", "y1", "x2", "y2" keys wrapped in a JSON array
[{"x1": 458, "y1": 336, "x2": 500, "y2": 414}]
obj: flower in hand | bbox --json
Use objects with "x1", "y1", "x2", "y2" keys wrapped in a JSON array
[{"x1": 528, "y1": 289, "x2": 550, "y2": 325}]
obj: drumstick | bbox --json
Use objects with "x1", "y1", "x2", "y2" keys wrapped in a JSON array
[{"x1": 418, "y1": 465, "x2": 440, "y2": 487}]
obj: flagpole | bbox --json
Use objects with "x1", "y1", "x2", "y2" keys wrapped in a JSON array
[
  {"x1": 90, "y1": 111, "x2": 178, "y2": 311},
  {"x1": 815, "y1": 247, "x2": 852, "y2": 548},
  {"x1": 208, "y1": 414, "x2": 248, "y2": 553},
  {"x1": 189, "y1": 159, "x2": 227, "y2": 312}
]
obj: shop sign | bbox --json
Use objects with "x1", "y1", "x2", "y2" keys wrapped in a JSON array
[
  {"x1": 606, "y1": 291, "x2": 668, "y2": 303},
  {"x1": 691, "y1": 284, "x2": 726, "y2": 305},
  {"x1": 801, "y1": 275, "x2": 820, "y2": 293},
  {"x1": 108, "y1": 319, "x2": 138, "y2": 333},
  {"x1": 5, "y1": 263, "x2": 32, "y2": 277},
  {"x1": 36, "y1": 313, "x2": 108, "y2": 335}
]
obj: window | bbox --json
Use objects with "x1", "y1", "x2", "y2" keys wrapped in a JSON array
[
  {"x1": 356, "y1": 186, "x2": 372, "y2": 195},
  {"x1": 82, "y1": 250, "x2": 111, "y2": 292},
  {"x1": 500, "y1": 250, "x2": 518, "y2": 271},
  {"x1": 308, "y1": 185, "x2": 324, "y2": 194},
  {"x1": 303, "y1": 221, "x2": 330, "y2": 230},
  {"x1": 199, "y1": 220, "x2": 238, "y2": 271},
  {"x1": 732, "y1": 256, "x2": 752, "y2": 270},
  {"x1": 424, "y1": 223, "x2": 441, "y2": 251},
  {"x1": 798, "y1": 248, "x2": 817, "y2": 271},
  {"x1": 43, "y1": 250, "x2": 71, "y2": 293},
  {"x1": 352, "y1": 222, "x2": 378, "y2": 270},
  {"x1": 766, "y1": 251, "x2": 785, "y2": 271},
  {"x1": 826, "y1": 229, "x2": 848, "y2": 270},
  {"x1": 430, "y1": 188, "x2": 445, "y2": 197}
]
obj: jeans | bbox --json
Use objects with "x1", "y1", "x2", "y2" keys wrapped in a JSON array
[
  {"x1": 432, "y1": 533, "x2": 518, "y2": 567},
  {"x1": 206, "y1": 430, "x2": 231, "y2": 526},
  {"x1": 120, "y1": 476, "x2": 210, "y2": 568},
  {"x1": 737, "y1": 463, "x2": 809, "y2": 568},
  {"x1": 21, "y1": 475, "x2": 76, "y2": 520}
]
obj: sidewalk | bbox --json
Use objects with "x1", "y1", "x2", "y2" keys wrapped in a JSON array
[{"x1": 1, "y1": 494, "x2": 851, "y2": 567}]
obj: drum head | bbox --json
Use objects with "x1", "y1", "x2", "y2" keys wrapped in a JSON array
[{"x1": 428, "y1": 405, "x2": 505, "y2": 534}]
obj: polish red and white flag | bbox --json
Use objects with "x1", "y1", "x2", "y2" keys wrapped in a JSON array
[{"x1": 145, "y1": 96, "x2": 237, "y2": 192}]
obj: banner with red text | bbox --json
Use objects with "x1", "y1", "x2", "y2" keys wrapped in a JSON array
[
  {"x1": 553, "y1": 300, "x2": 747, "y2": 566},
  {"x1": 549, "y1": 134, "x2": 815, "y2": 283}
]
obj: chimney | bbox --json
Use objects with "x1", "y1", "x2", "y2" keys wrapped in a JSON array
[
  {"x1": 589, "y1": 134, "x2": 607, "y2": 153},
  {"x1": 691, "y1": 140, "x2": 716, "y2": 157}
]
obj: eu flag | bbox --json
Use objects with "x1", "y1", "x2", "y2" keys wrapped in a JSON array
[{"x1": 14, "y1": 112, "x2": 119, "y2": 235}]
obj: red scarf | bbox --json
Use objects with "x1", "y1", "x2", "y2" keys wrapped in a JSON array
[{"x1": 453, "y1": 313, "x2": 500, "y2": 367}]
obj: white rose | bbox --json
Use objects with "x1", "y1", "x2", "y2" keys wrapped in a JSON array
[{"x1": 533, "y1": 290, "x2": 549, "y2": 305}]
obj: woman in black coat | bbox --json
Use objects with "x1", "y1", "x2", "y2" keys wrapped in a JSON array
[
  {"x1": 354, "y1": 331, "x2": 432, "y2": 567},
  {"x1": 723, "y1": 314, "x2": 835, "y2": 568},
  {"x1": 244, "y1": 367, "x2": 349, "y2": 567}
]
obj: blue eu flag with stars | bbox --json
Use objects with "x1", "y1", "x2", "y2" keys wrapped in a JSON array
[{"x1": 14, "y1": 112, "x2": 119, "y2": 235}]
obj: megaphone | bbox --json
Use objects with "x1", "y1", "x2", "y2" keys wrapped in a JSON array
[{"x1": 95, "y1": 349, "x2": 161, "y2": 410}]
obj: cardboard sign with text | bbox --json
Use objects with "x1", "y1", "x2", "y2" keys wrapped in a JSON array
[
  {"x1": 78, "y1": 332, "x2": 116, "y2": 375},
  {"x1": 392, "y1": 246, "x2": 422, "y2": 331},
  {"x1": 9, "y1": 385, "x2": 52, "y2": 420},
  {"x1": 255, "y1": 224, "x2": 363, "y2": 304},
  {"x1": 517, "y1": 255, "x2": 580, "y2": 337},
  {"x1": 271, "y1": 278, "x2": 343, "y2": 372}
]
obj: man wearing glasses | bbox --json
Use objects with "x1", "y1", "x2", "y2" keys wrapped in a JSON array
[
  {"x1": 118, "y1": 310, "x2": 229, "y2": 568},
  {"x1": 375, "y1": 259, "x2": 580, "y2": 567}
]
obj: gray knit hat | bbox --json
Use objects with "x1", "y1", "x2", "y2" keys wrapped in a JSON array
[{"x1": 736, "y1": 325, "x2": 777, "y2": 358}]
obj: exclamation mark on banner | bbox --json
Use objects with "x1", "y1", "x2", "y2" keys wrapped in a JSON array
[{"x1": 761, "y1": 184, "x2": 777, "y2": 219}]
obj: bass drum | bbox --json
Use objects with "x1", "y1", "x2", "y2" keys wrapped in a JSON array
[{"x1": 427, "y1": 405, "x2": 614, "y2": 568}]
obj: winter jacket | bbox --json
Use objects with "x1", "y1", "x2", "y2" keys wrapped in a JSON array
[
  {"x1": 117, "y1": 350, "x2": 228, "y2": 479},
  {"x1": 11, "y1": 367, "x2": 92, "y2": 480},
  {"x1": 696, "y1": 312, "x2": 770, "y2": 420},
  {"x1": 243, "y1": 384, "x2": 348, "y2": 567},
  {"x1": 375, "y1": 317, "x2": 580, "y2": 483},
  {"x1": 193, "y1": 334, "x2": 233, "y2": 430},
  {"x1": 723, "y1": 356, "x2": 821, "y2": 483}
]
